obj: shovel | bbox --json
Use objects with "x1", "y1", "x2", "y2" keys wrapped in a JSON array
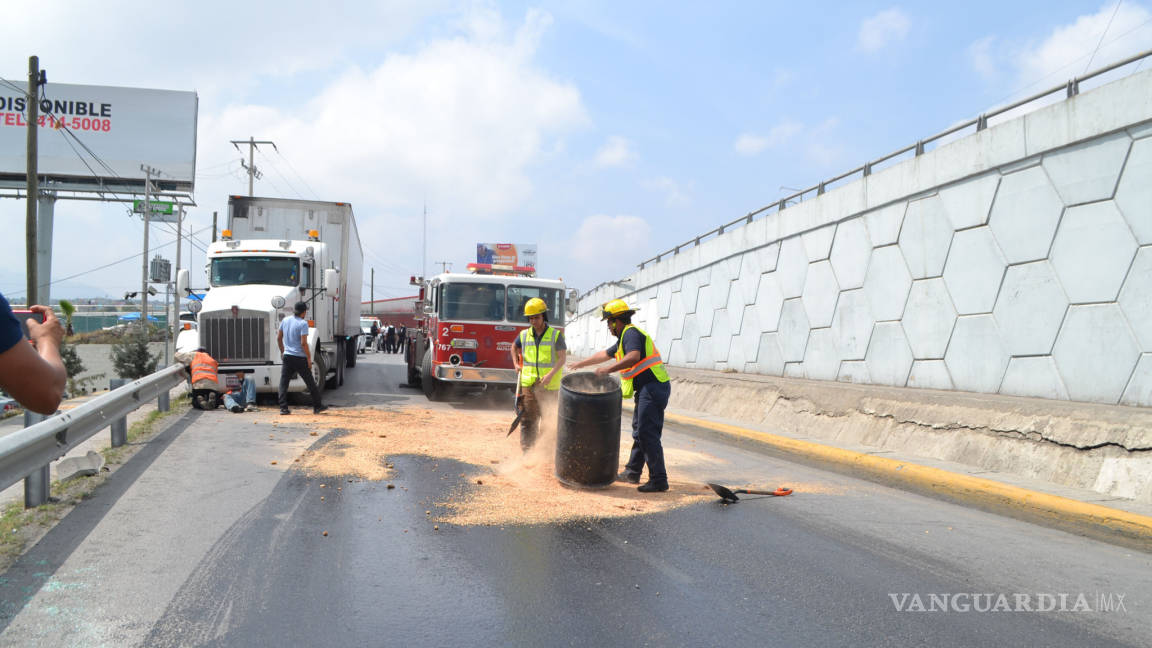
[
  {"x1": 506, "y1": 369, "x2": 524, "y2": 437},
  {"x1": 708, "y1": 482, "x2": 793, "y2": 503}
]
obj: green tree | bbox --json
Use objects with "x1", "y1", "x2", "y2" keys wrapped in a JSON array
[
  {"x1": 58, "y1": 299, "x2": 76, "y2": 336},
  {"x1": 111, "y1": 328, "x2": 159, "y2": 379}
]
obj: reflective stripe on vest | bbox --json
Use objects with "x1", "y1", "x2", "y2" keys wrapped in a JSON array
[
  {"x1": 191, "y1": 352, "x2": 219, "y2": 385},
  {"x1": 520, "y1": 326, "x2": 562, "y2": 390},
  {"x1": 614, "y1": 325, "x2": 669, "y2": 398}
]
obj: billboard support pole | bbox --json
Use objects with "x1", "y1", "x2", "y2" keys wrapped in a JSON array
[
  {"x1": 25, "y1": 56, "x2": 40, "y2": 306},
  {"x1": 35, "y1": 193, "x2": 55, "y2": 306},
  {"x1": 140, "y1": 164, "x2": 159, "y2": 330}
]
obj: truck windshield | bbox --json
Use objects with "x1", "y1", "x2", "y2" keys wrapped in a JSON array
[
  {"x1": 506, "y1": 286, "x2": 564, "y2": 326},
  {"x1": 210, "y1": 257, "x2": 300, "y2": 287},
  {"x1": 440, "y1": 283, "x2": 507, "y2": 322}
]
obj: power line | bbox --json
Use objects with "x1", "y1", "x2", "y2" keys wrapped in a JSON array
[
  {"x1": 1085, "y1": 0, "x2": 1124, "y2": 74},
  {"x1": 273, "y1": 148, "x2": 320, "y2": 200}
]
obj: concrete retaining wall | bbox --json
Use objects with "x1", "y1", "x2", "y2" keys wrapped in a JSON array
[{"x1": 569, "y1": 68, "x2": 1152, "y2": 408}]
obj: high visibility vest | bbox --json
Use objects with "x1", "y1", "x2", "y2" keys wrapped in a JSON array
[
  {"x1": 614, "y1": 324, "x2": 669, "y2": 398},
  {"x1": 519, "y1": 326, "x2": 562, "y2": 390},
  {"x1": 191, "y1": 352, "x2": 220, "y2": 389}
]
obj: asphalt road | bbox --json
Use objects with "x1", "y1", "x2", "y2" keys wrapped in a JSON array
[{"x1": 0, "y1": 350, "x2": 1147, "y2": 647}]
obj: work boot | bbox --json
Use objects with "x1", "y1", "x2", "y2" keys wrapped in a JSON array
[
  {"x1": 313, "y1": 405, "x2": 330, "y2": 414},
  {"x1": 246, "y1": 404, "x2": 260, "y2": 412},
  {"x1": 280, "y1": 408, "x2": 290, "y2": 415},
  {"x1": 616, "y1": 471, "x2": 640, "y2": 484},
  {"x1": 230, "y1": 405, "x2": 243, "y2": 413},
  {"x1": 637, "y1": 481, "x2": 669, "y2": 493}
]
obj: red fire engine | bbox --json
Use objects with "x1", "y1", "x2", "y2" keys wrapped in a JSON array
[{"x1": 405, "y1": 264, "x2": 567, "y2": 401}]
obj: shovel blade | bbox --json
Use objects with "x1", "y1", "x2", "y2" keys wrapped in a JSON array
[{"x1": 707, "y1": 482, "x2": 740, "y2": 502}]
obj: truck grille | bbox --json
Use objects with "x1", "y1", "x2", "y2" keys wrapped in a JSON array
[{"x1": 201, "y1": 310, "x2": 269, "y2": 363}]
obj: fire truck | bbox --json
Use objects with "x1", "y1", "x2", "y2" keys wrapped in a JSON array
[{"x1": 405, "y1": 264, "x2": 566, "y2": 401}]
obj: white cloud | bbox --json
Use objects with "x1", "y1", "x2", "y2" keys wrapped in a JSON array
[
  {"x1": 569, "y1": 214, "x2": 652, "y2": 271},
  {"x1": 857, "y1": 8, "x2": 910, "y2": 52},
  {"x1": 595, "y1": 136, "x2": 637, "y2": 167},
  {"x1": 1015, "y1": 1, "x2": 1152, "y2": 87},
  {"x1": 642, "y1": 177, "x2": 690, "y2": 207},
  {"x1": 734, "y1": 120, "x2": 804, "y2": 156},
  {"x1": 967, "y1": 36, "x2": 1000, "y2": 82}
]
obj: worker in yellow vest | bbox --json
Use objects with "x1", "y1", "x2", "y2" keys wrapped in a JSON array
[
  {"x1": 511, "y1": 297, "x2": 566, "y2": 452},
  {"x1": 570, "y1": 299, "x2": 671, "y2": 492}
]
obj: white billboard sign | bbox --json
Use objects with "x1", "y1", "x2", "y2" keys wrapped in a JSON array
[{"x1": 0, "y1": 81, "x2": 197, "y2": 191}]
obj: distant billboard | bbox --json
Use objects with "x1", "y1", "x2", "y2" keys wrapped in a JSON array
[
  {"x1": 0, "y1": 81, "x2": 198, "y2": 192},
  {"x1": 476, "y1": 243, "x2": 536, "y2": 268}
]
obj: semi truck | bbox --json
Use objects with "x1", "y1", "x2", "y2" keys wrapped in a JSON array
[
  {"x1": 405, "y1": 264, "x2": 566, "y2": 401},
  {"x1": 176, "y1": 196, "x2": 364, "y2": 397}
]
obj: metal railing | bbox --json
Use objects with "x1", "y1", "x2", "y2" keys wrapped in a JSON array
[
  {"x1": 635, "y1": 48, "x2": 1152, "y2": 271},
  {"x1": 0, "y1": 364, "x2": 186, "y2": 507}
]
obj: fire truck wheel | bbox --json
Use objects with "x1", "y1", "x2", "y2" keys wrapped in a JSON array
[{"x1": 421, "y1": 350, "x2": 444, "y2": 401}]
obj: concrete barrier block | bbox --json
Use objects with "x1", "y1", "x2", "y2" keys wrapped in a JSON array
[
  {"x1": 751, "y1": 332, "x2": 786, "y2": 376},
  {"x1": 776, "y1": 237, "x2": 808, "y2": 298},
  {"x1": 993, "y1": 261, "x2": 1070, "y2": 356},
  {"x1": 777, "y1": 298, "x2": 810, "y2": 362},
  {"x1": 942, "y1": 226, "x2": 1007, "y2": 315},
  {"x1": 777, "y1": 199, "x2": 822, "y2": 242},
  {"x1": 866, "y1": 153, "x2": 939, "y2": 209},
  {"x1": 1115, "y1": 137, "x2": 1152, "y2": 244},
  {"x1": 801, "y1": 260, "x2": 840, "y2": 328},
  {"x1": 944, "y1": 314, "x2": 1010, "y2": 394},
  {"x1": 933, "y1": 118, "x2": 1027, "y2": 181},
  {"x1": 1024, "y1": 69, "x2": 1152, "y2": 155},
  {"x1": 1120, "y1": 354, "x2": 1152, "y2": 407},
  {"x1": 1119, "y1": 248, "x2": 1152, "y2": 351},
  {"x1": 899, "y1": 194, "x2": 953, "y2": 279},
  {"x1": 1051, "y1": 201, "x2": 1138, "y2": 303},
  {"x1": 864, "y1": 245, "x2": 912, "y2": 322},
  {"x1": 902, "y1": 278, "x2": 957, "y2": 359},
  {"x1": 837, "y1": 360, "x2": 870, "y2": 384},
  {"x1": 803, "y1": 328, "x2": 841, "y2": 381},
  {"x1": 939, "y1": 172, "x2": 1000, "y2": 230},
  {"x1": 831, "y1": 288, "x2": 873, "y2": 360},
  {"x1": 907, "y1": 360, "x2": 954, "y2": 390},
  {"x1": 1093, "y1": 453, "x2": 1152, "y2": 502},
  {"x1": 988, "y1": 165, "x2": 1065, "y2": 264},
  {"x1": 862, "y1": 202, "x2": 905, "y2": 246},
  {"x1": 1000, "y1": 356, "x2": 1070, "y2": 401},
  {"x1": 865, "y1": 321, "x2": 914, "y2": 386},
  {"x1": 829, "y1": 217, "x2": 872, "y2": 290},
  {"x1": 802, "y1": 224, "x2": 836, "y2": 262},
  {"x1": 1054, "y1": 304, "x2": 1141, "y2": 404},
  {"x1": 1042, "y1": 131, "x2": 1131, "y2": 206}
]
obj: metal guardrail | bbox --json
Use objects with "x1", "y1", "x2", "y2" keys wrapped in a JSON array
[
  {"x1": 0, "y1": 364, "x2": 186, "y2": 507},
  {"x1": 635, "y1": 48, "x2": 1152, "y2": 271}
]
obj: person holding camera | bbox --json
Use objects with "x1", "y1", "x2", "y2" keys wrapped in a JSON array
[{"x1": 0, "y1": 293, "x2": 66, "y2": 415}]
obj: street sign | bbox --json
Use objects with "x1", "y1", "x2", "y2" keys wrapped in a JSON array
[{"x1": 133, "y1": 199, "x2": 174, "y2": 215}]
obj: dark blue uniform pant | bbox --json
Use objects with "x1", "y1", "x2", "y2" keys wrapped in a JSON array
[{"x1": 623, "y1": 379, "x2": 671, "y2": 484}]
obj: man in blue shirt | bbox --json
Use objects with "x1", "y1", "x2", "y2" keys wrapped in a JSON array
[
  {"x1": 0, "y1": 293, "x2": 67, "y2": 415},
  {"x1": 277, "y1": 301, "x2": 327, "y2": 415}
]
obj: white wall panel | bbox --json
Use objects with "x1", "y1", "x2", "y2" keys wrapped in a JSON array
[
  {"x1": 988, "y1": 165, "x2": 1064, "y2": 264},
  {"x1": 801, "y1": 261, "x2": 840, "y2": 328},
  {"x1": 829, "y1": 217, "x2": 872, "y2": 289},
  {"x1": 1050, "y1": 201, "x2": 1138, "y2": 303},
  {"x1": 776, "y1": 237, "x2": 809, "y2": 298},
  {"x1": 899, "y1": 195, "x2": 953, "y2": 279},
  {"x1": 907, "y1": 360, "x2": 953, "y2": 390},
  {"x1": 902, "y1": 278, "x2": 957, "y2": 359},
  {"x1": 864, "y1": 246, "x2": 912, "y2": 321},
  {"x1": 777, "y1": 298, "x2": 811, "y2": 362},
  {"x1": 1001, "y1": 356, "x2": 1070, "y2": 401},
  {"x1": 831, "y1": 289, "x2": 874, "y2": 360},
  {"x1": 939, "y1": 172, "x2": 1000, "y2": 230},
  {"x1": 943, "y1": 226, "x2": 1006, "y2": 315},
  {"x1": 865, "y1": 322, "x2": 914, "y2": 386},
  {"x1": 993, "y1": 261, "x2": 1069, "y2": 357},
  {"x1": 1118, "y1": 248, "x2": 1152, "y2": 352},
  {"x1": 1053, "y1": 304, "x2": 1141, "y2": 404},
  {"x1": 944, "y1": 315, "x2": 1009, "y2": 393},
  {"x1": 1114, "y1": 137, "x2": 1152, "y2": 244},
  {"x1": 1042, "y1": 132, "x2": 1131, "y2": 206}
]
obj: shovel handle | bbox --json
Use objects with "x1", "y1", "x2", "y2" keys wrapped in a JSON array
[{"x1": 737, "y1": 488, "x2": 793, "y2": 497}]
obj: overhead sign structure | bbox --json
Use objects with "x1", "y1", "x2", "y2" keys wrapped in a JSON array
[
  {"x1": 476, "y1": 243, "x2": 537, "y2": 269},
  {"x1": 0, "y1": 81, "x2": 198, "y2": 192}
]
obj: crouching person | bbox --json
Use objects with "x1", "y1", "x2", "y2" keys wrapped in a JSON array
[
  {"x1": 177, "y1": 347, "x2": 223, "y2": 410},
  {"x1": 222, "y1": 371, "x2": 258, "y2": 413}
]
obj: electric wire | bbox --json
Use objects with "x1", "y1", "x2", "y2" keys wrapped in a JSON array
[{"x1": 1084, "y1": 0, "x2": 1125, "y2": 74}]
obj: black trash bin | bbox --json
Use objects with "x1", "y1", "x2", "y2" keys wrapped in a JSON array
[{"x1": 555, "y1": 372, "x2": 622, "y2": 489}]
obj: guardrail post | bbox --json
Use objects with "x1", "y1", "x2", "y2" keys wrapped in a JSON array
[
  {"x1": 109, "y1": 378, "x2": 129, "y2": 447},
  {"x1": 976, "y1": 114, "x2": 988, "y2": 131},
  {"x1": 158, "y1": 391, "x2": 170, "y2": 413},
  {"x1": 22, "y1": 411, "x2": 49, "y2": 508},
  {"x1": 915, "y1": 140, "x2": 925, "y2": 156}
]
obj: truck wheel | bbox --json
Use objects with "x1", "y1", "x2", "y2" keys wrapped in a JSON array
[
  {"x1": 346, "y1": 337, "x2": 357, "y2": 367},
  {"x1": 315, "y1": 351, "x2": 329, "y2": 394},
  {"x1": 421, "y1": 350, "x2": 444, "y2": 401},
  {"x1": 327, "y1": 346, "x2": 341, "y2": 390}
]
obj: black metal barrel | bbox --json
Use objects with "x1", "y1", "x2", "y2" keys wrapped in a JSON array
[{"x1": 555, "y1": 372, "x2": 622, "y2": 489}]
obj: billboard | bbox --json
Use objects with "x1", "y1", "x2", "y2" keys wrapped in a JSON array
[
  {"x1": 0, "y1": 81, "x2": 198, "y2": 192},
  {"x1": 476, "y1": 243, "x2": 536, "y2": 268}
]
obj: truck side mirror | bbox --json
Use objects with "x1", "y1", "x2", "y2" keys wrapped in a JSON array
[
  {"x1": 323, "y1": 268, "x2": 339, "y2": 297},
  {"x1": 176, "y1": 268, "x2": 190, "y2": 295}
]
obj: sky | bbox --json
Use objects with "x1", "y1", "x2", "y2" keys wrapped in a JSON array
[{"x1": 1, "y1": 1, "x2": 1150, "y2": 304}]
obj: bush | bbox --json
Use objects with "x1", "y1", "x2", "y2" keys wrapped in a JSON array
[{"x1": 111, "y1": 327, "x2": 159, "y2": 379}]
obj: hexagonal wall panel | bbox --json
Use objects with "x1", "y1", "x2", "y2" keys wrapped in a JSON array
[
  {"x1": 732, "y1": 271, "x2": 761, "y2": 310},
  {"x1": 939, "y1": 172, "x2": 1000, "y2": 230},
  {"x1": 1000, "y1": 357, "x2": 1069, "y2": 401},
  {"x1": 657, "y1": 283, "x2": 674, "y2": 318},
  {"x1": 802, "y1": 261, "x2": 840, "y2": 328},
  {"x1": 1042, "y1": 131, "x2": 1131, "y2": 206},
  {"x1": 831, "y1": 289, "x2": 873, "y2": 360},
  {"x1": 838, "y1": 361, "x2": 870, "y2": 384},
  {"x1": 993, "y1": 261, "x2": 1069, "y2": 357},
  {"x1": 1054, "y1": 304, "x2": 1141, "y2": 404},
  {"x1": 803, "y1": 224, "x2": 836, "y2": 262},
  {"x1": 803, "y1": 328, "x2": 841, "y2": 381},
  {"x1": 1119, "y1": 248, "x2": 1152, "y2": 352},
  {"x1": 899, "y1": 195, "x2": 953, "y2": 279},
  {"x1": 830, "y1": 217, "x2": 872, "y2": 289},
  {"x1": 677, "y1": 281, "x2": 700, "y2": 315},
  {"x1": 902, "y1": 278, "x2": 957, "y2": 359},
  {"x1": 1115, "y1": 137, "x2": 1152, "y2": 245},
  {"x1": 679, "y1": 313, "x2": 702, "y2": 364},
  {"x1": 907, "y1": 360, "x2": 953, "y2": 390},
  {"x1": 776, "y1": 237, "x2": 809, "y2": 298},
  {"x1": 988, "y1": 165, "x2": 1064, "y2": 264},
  {"x1": 777, "y1": 298, "x2": 810, "y2": 362},
  {"x1": 751, "y1": 332, "x2": 785, "y2": 376},
  {"x1": 942, "y1": 226, "x2": 1006, "y2": 315},
  {"x1": 944, "y1": 315, "x2": 1009, "y2": 394},
  {"x1": 863, "y1": 202, "x2": 905, "y2": 247},
  {"x1": 1120, "y1": 354, "x2": 1152, "y2": 407},
  {"x1": 1050, "y1": 201, "x2": 1138, "y2": 303},
  {"x1": 694, "y1": 282, "x2": 729, "y2": 337},
  {"x1": 865, "y1": 322, "x2": 914, "y2": 386},
  {"x1": 698, "y1": 309, "x2": 733, "y2": 369},
  {"x1": 864, "y1": 245, "x2": 912, "y2": 321},
  {"x1": 728, "y1": 304, "x2": 762, "y2": 369},
  {"x1": 753, "y1": 274, "x2": 785, "y2": 333}
]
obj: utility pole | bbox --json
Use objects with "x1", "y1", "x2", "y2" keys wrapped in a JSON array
[
  {"x1": 25, "y1": 56, "x2": 42, "y2": 305},
  {"x1": 370, "y1": 267, "x2": 375, "y2": 315},
  {"x1": 140, "y1": 165, "x2": 160, "y2": 329},
  {"x1": 230, "y1": 137, "x2": 276, "y2": 197},
  {"x1": 172, "y1": 204, "x2": 184, "y2": 363}
]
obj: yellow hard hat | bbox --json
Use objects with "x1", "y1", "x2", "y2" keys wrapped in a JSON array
[
  {"x1": 601, "y1": 298, "x2": 636, "y2": 320},
  {"x1": 524, "y1": 297, "x2": 548, "y2": 317}
]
